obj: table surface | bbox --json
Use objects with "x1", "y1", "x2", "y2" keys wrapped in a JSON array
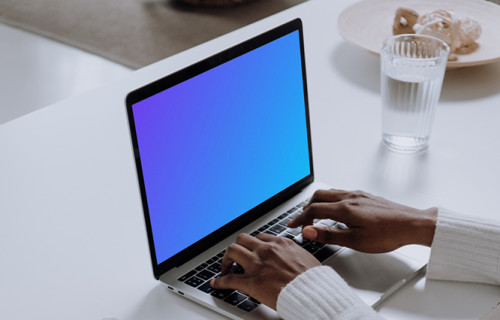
[
  {"x1": 1, "y1": 0, "x2": 500, "y2": 319},
  {"x1": 0, "y1": 23, "x2": 130, "y2": 125}
]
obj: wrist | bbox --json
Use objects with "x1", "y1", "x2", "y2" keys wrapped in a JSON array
[{"x1": 413, "y1": 207, "x2": 438, "y2": 247}]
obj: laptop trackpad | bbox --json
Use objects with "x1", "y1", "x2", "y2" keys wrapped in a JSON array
[{"x1": 324, "y1": 248, "x2": 422, "y2": 305}]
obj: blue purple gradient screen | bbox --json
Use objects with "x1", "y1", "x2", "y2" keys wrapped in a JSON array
[{"x1": 132, "y1": 31, "x2": 310, "y2": 264}]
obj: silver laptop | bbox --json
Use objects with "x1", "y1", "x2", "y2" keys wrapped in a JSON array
[{"x1": 125, "y1": 19, "x2": 426, "y2": 320}]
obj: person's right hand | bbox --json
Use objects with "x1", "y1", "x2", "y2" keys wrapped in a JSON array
[{"x1": 288, "y1": 189, "x2": 438, "y2": 253}]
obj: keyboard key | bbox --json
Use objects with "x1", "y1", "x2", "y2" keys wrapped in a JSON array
[
  {"x1": 303, "y1": 244, "x2": 319, "y2": 254},
  {"x1": 299, "y1": 238, "x2": 310, "y2": 246},
  {"x1": 257, "y1": 225, "x2": 267, "y2": 232},
  {"x1": 224, "y1": 292, "x2": 247, "y2": 306},
  {"x1": 287, "y1": 207, "x2": 297, "y2": 213},
  {"x1": 248, "y1": 297, "x2": 261, "y2": 304},
  {"x1": 207, "y1": 262, "x2": 222, "y2": 273},
  {"x1": 313, "y1": 245, "x2": 341, "y2": 262},
  {"x1": 197, "y1": 269, "x2": 216, "y2": 280},
  {"x1": 269, "y1": 218, "x2": 279, "y2": 226},
  {"x1": 250, "y1": 231, "x2": 260, "y2": 237},
  {"x1": 293, "y1": 235, "x2": 310, "y2": 246},
  {"x1": 198, "y1": 281, "x2": 215, "y2": 294},
  {"x1": 278, "y1": 213, "x2": 289, "y2": 219},
  {"x1": 269, "y1": 224, "x2": 286, "y2": 234},
  {"x1": 288, "y1": 211, "x2": 300, "y2": 219},
  {"x1": 195, "y1": 263, "x2": 208, "y2": 271},
  {"x1": 293, "y1": 236, "x2": 310, "y2": 247},
  {"x1": 280, "y1": 233, "x2": 295, "y2": 240},
  {"x1": 278, "y1": 218, "x2": 292, "y2": 227},
  {"x1": 336, "y1": 222, "x2": 348, "y2": 230},
  {"x1": 258, "y1": 226, "x2": 267, "y2": 232},
  {"x1": 319, "y1": 219, "x2": 336, "y2": 227},
  {"x1": 263, "y1": 230, "x2": 277, "y2": 235},
  {"x1": 212, "y1": 289, "x2": 234, "y2": 300},
  {"x1": 217, "y1": 251, "x2": 225, "y2": 258},
  {"x1": 293, "y1": 234, "x2": 302, "y2": 243},
  {"x1": 178, "y1": 270, "x2": 197, "y2": 282},
  {"x1": 207, "y1": 257, "x2": 218, "y2": 264},
  {"x1": 309, "y1": 241, "x2": 325, "y2": 249},
  {"x1": 236, "y1": 290, "x2": 250, "y2": 298},
  {"x1": 237, "y1": 299, "x2": 258, "y2": 312},
  {"x1": 285, "y1": 227, "x2": 302, "y2": 236},
  {"x1": 185, "y1": 276, "x2": 204, "y2": 288}
]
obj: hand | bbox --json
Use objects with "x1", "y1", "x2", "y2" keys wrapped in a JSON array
[
  {"x1": 288, "y1": 189, "x2": 438, "y2": 253},
  {"x1": 210, "y1": 233, "x2": 321, "y2": 310}
]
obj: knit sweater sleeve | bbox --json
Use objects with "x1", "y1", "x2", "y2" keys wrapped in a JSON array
[
  {"x1": 276, "y1": 208, "x2": 500, "y2": 320},
  {"x1": 276, "y1": 265, "x2": 384, "y2": 320},
  {"x1": 427, "y1": 207, "x2": 500, "y2": 285}
]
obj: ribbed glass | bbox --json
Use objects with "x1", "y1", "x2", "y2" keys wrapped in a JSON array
[{"x1": 381, "y1": 35, "x2": 449, "y2": 153}]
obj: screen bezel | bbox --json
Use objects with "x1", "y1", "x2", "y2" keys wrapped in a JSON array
[{"x1": 125, "y1": 18, "x2": 314, "y2": 279}]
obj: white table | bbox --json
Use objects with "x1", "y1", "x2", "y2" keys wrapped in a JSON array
[
  {"x1": 0, "y1": 23, "x2": 130, "y2": 125},
  {"x1": 1, "y1": 1, "x2": 500, "y2": 319}
]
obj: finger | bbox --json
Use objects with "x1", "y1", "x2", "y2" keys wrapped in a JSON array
[
  {"x1": 210, "y1": 273, "x2": 245, "y2": 291},
  {"x1": 255, "y1": 232, "x2": 279, "y2": 242},
  {"x1": 304, "y1": 188, "x2": 351, "y2": 210},
  {"x1": 288, "y1": 201, "x2": 351, "y2": 228},
  {"x1": 220, "y1": 243, "x2": 253, "y2": 276},
  {"x1": 302, "y1": 225, "x2": 353, "y2": 246},
  {"x1": 234, "y1": 233, "x2": 262, "y2": 251}
]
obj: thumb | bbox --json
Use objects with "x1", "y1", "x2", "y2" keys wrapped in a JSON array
[{"x1": 302, "y1": 225, "x2": 352, "y2": 246}]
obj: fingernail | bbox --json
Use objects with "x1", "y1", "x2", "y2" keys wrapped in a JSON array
[{"x1": 302, "y1": 227, "x2": 317, "y2": 239}]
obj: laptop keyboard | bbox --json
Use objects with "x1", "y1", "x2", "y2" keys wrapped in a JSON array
[{"x1": 176, "y1": 199, "x2": 344, "y2": 312}]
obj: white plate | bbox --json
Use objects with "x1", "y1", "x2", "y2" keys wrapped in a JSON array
[{"x1": 338, "y1": 0, "x2": 500, "y2": 68}]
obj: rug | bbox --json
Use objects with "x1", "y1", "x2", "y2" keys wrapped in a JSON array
[{"x1": 0, "y1": 0, "x2": 307, "y2": 69}]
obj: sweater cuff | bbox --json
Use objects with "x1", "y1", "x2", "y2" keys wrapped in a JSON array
[
  {"x1": 428, "y1": 208, "x2": 500, "y2": 285},
  {"x1": 277, "y1": 266, "x2": 383, "y2": 320}
]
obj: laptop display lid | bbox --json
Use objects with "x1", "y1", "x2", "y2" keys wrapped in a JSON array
[{"x1": 126, "y1": 19, "x2": 313, "y2": 279}]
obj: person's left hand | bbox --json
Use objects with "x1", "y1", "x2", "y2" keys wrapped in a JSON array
[{"x1": 210, "y1": 233, "x2": 321, "y2": 310}]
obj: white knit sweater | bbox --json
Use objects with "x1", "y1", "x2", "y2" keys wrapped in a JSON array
[{"x1": 276, "y1": 208, "x2": 500, "y2": 320}]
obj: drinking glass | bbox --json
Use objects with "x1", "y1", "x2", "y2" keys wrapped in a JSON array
[{"x1": 381, "y1": 34, "x2": 450, "y2": 153}]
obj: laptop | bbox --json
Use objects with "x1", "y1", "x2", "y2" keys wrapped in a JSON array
[{"x1": 125, "y1": 18, "x2": 426, "y2": 320}]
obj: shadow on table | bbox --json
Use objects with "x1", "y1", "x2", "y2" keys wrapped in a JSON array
[
  {"x1": 368, "y1": 143, "x2": 430, "y2": 196},
  {"x1": 332, "y1": 42, "x2": 500, "y2": 102},
  {"x1": 441, "y1": 62, "x2": 500, "y2": 102},
  {"x1": 331, "y1": 43, "x2": 380, "y2": 94}
]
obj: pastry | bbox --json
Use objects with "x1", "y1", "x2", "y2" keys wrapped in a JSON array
[{"x1": 392, "y1": 8, "x2": 482, "y2": 56}]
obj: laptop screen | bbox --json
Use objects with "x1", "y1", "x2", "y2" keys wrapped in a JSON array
[{"x1": 127, "y1": 19, "x2": 312, "y2": 276}]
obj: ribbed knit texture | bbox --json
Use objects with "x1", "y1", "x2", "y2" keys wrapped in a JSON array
[
  {"x1": 276, "y1": 209, "x2": 500, "y2": 320},
  {"x1": 428, "y1": 208, "x2": 500, "y2": 285},
  {"x1": 277, "y1": 266, "x2": 384, "y2": 320}
]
